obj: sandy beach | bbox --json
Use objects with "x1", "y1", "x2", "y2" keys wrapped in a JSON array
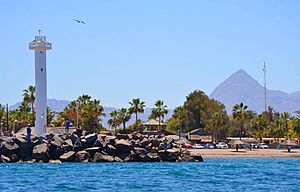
[{"x1": 189, "y1": 148, "x2": 300, "y2": 158}]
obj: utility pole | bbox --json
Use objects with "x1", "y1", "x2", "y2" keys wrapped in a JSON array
[
  {"x1": 263, "y1": 62, "x2": 267, "y2": 111},
  {"x1": 6, "y1": 104, "x2": 9, "y2": 132}
]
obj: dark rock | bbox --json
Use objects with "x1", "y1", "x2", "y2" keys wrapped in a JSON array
[
  {"x1": 60, "y1": 151, "x2": 75, "y2": 162},
  {"x1": 85, "y1": 147, "x2": 101, "y2": 157},
  {"x1": 150, "y1": 138, "x2": 160, "y2": 147},
  {"x1": 32, "y1": 143, "x2": 49, "y2": 162},
  {"x1": 14, "y1": 136, "x2": 27, "y2": 146},
  {"x1": 147, "y1": 152, "x2": 161, "y2": 162},
  {"x1": 73, "y1": 139, "x2": 83, "y2": 152},
  {"x1": 92, "y1": 152, "x2": 114, "y2": 162},
  {"x1": 9, "y1": 154, "x2": 19, "y2": 162},
  {"x1": 105, "y1": 136, "x2": 116, "y2": 146},
  {"x1": 158, "y1": 150, "x2": 178, "y2": 162},
  {"x1": 115, "y1": 139, "x2": 133, "y2": 152},
  {"x1": 115, "y1": 133, "x2": 129, "y2": 140},
  {"x1": 3, "y1": 138, "x2": 19, "y2": 152},
  {"x1": 181, "y1": 154, "x2": 195, "y2": 162},
  {"x1": 75, "y1": 151, "x2": 90, "y2": 162},
  {"x1": 94, "y1": 136, "x2": 107, "y2": 148},
  {"x1": 140, "y1": 138, "x2": 150, "y2": 147},
  {"x1": 50, "y1": 135, "x2": 64, "y2": 148},
  {"x1": 84, "y1": 133, "x2": 97, "y2": 147},
  {"x1": 69, "y1": 134, "x2": 79, "y2": 145},
  {"x1": 191, "y1": 155, "x2": 203, "y2": 162},
  {"x1": 134, "y1": 147, "x2": 148, "y2": 156},
  {"x1": 49, "y1": 145, "x2": 64, "y2": 160},
  {"x1": 105, "y1": 144, "x2": 117, "y2": 155},
  {"x1": 17, "y1": 142, "x2": 33, "y2": 160}
]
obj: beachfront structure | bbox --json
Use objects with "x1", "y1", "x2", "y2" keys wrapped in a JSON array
[
  {"x1": 29, "y1": 31, "x2": 52, "y2": 136},
  {"x1": 141, "y1": 119, "x2": 166, "y2": 131}
]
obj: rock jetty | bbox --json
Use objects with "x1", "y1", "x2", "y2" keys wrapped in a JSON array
[{"x1": 0, "y1": 132, "x2": 203, "y2": 163}]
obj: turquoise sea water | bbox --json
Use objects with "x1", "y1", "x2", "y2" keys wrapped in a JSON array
[{"x1": 0, "y1": 158, "x2": 299, "y2": 192}]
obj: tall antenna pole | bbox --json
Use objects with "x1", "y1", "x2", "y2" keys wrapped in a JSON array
[{"x1": 263, "y1": 62, "x2": 267, "y2": 111}]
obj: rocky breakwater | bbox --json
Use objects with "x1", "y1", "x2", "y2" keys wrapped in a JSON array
[{"x1": 0, "y1": 132, "x2": 203, "y2": 163}]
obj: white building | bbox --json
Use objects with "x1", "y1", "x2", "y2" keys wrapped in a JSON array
[{"x1": 29, "y1": 32, "x2": 52, "y2": 136}]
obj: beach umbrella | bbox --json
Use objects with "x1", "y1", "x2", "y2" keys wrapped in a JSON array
[
  {"x1": 282, "y1": 139, "x2": 297, "y2": 153},
  {"x1": 228, "y1": 139, "x2": 246, "y2": 145},
  {"x1": 228, "y1": 139, "x2": 246, "y2": 152},
  {"x1": 282, "y1": 139, "x2": 297, "y2": 146}
]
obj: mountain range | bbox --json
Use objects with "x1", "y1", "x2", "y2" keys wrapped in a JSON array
[
  {"x1": 210, "y1": 69, "x2": 300, "y2": 114},
  {"x1": 10, "y1": 69, "x2": 300, "y2": 126}
]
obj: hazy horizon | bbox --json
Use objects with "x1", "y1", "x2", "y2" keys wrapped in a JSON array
[{"x1": 1, "y1": 1, "x2": 300, "y2": 108}]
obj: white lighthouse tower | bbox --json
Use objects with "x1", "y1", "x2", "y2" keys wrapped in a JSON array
[{"x1": 29, "y1": 31, "x2": 52, "y2": 136}]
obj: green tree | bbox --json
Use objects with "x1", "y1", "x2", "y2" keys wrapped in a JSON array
[
  {"x1": 117, "y1": 108, "x2": 131, "y2": 130},
  {"x1": 129, "y1": 98, "x2": 145, "y2": 130},
  {"x1": 62, "y1": 95, "x2": 106, "y2": 133},
  {"x1": 22, "y1": 85, "x2": 35, "y2": 126},
  {"x1": 232, "y1": 102, "x2": 249, "y2": 140},
  {"x1": 107, "y1": 110, "x2": 120, "y2": 132},
  {"x1": 250, "y1": 114, "x2": 268, "y2": 142},
  {"x1": 171, "y1": 106, "x2": 188, "y2": 139},
  {"x1": 183, "y1": 90, "x2": 207, "y2": 130},
  {"x1": 210, "y1": 111, "x2": 228, "y2": 142},
  {"x1": 150, "y1": 100, "x2": 168, "y2": 131},
  {"x1": 47, "y1": 107, "x2": 55, "y2": 127}
]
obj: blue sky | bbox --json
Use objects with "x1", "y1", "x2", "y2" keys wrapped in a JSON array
[{"x1": 0, "y1": 0, "x2": 299, "y2": 108}]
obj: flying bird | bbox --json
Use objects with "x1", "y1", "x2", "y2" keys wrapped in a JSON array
[{"x1": 74, "y1": 19, "x2": 86, "y2": 24}]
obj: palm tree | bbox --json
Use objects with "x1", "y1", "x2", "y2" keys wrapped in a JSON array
[
  {"x1": 0, "y1": 104, "x2": 5, "y2": 135},
  {"x1": 280, "y1": 112, "x2": 290, "y2": 134},
  {"x1": 22, "y1": 85, "x2": 35, "y2": 126},
  {"x1": 107, "y1": 110, "x2": 120, "y2": 133},
  {"x1": 211, "y1": 112, "x2": 228, "y2": 143},
  {"x1": 151, "y1": 100, "x2": 168, "y2": 131},
  {"x1": 129, "y1": 98, "x2": 145, "y2": 130},
  {"x1": 172, "y1": 106, "x2": 188, "y2": 139},
  {"x1": 78, "y1": 94, "x2": 91, "y2": 105},
  {"x1": 232, "y1": 102, "x2": 248, "y2": 140},
  {"x1": 117, "y1": 108, "x2": 131, "y2": 130}
]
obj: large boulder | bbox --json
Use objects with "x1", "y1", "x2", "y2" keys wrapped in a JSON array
[
  {"x1": 60, "y1": 151, "x2": 75, "y2": 162},
  {"x1": 32, "y1": 143, "x2": 49, "y2": 162},
  {"x1": 2, "y1": 138, "x2": 19, "y2": 152},
  {"x1": 147, "y1": 152, "x2": 161, "y2": 162},
  {"x1": 94, "y1": 136, "x2": 107, "y2": 148},
  {"x1": 92, "y1": 152, "x2": 114, "y2": 162},
  {"x1": 115, "y1": 133, "x2": 129, "y2": 140},
  {"x1": 105, "y1": 136, "x2": 116, "y2": 146},
  {"x1": 191, "y1": 155, "x2": 203, "y2": 162},
  {"x1": 84, "y1": 133, "x2": 98, "y2": 148},
  {"x1": 17, "y1": 142, "x2": 33, "y2": 160},
  {"x1": 50, "y1": 135, "x2": 64, "y2": 148},
  {"x1": 75, "y1": 151, "x2": 90, "y2": 162},
  {"x1": 150, "y1": 138, "x2": 160, "y2": 148},
  {"x1": 158, "y1": 150, "x2": 178, "y2": 162},
  {"x1": 104, "y1": 144, "x2": 117, "y2": 156},
  {"x1": 48, "y1": 145, "x2": 64, "y2": 160},
  {"x1": 115, "y1": 139, "x2": 133, "y2": 152}
]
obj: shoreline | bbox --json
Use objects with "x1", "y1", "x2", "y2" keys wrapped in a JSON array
[{"x1": 189, "y1": 149, "x2": 300, "y2": 158}]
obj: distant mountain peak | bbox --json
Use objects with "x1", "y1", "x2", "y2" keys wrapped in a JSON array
[{"x1": 210, "y1": 69, "x2": 300, "y2": 114}]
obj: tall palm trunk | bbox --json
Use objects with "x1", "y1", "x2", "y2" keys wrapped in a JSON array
[
  {"x1": 135, "y1": 112, "x2": 138, "y2": 130},
  {"x1": 123, "y1": 122, "x2": 126, "y2": 130},
  {"x1": 159, "y1": 116, "x2": 161, "y2": 132}
]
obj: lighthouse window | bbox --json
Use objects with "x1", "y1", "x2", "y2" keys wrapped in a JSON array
[
  {"x1": 40, "y1": 51, "x2": 43, "y2": 55},
  {"x1": 41, "y1": 68, "x2": 43, "y2": 71}
]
